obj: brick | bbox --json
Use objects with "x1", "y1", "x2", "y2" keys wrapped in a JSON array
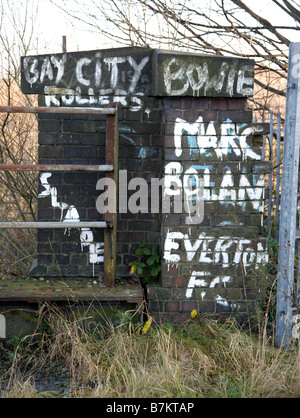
[
  {"x1": 62, "y1": 120, "x2": 104, "y2": 133},
  {"x1": 57, "y1": 133, "x2": 81, "y2": 145},
  {"x1": 148, "y1": 301, "x2": 164, "y2": 312},
  {"x1": 162, "y1": 264, "x2": 179, "y2": 276},
  {"x1": 218, "y1": 110, "x2": 252, "y2": 123},
  {"x1": 78, "y1": 265, "x2": 103, "y2": 277},
  {"x1": 53, "y1": 254, "x2": 70, "y2": 265},
  {"x1": 45, "y1": 265, "x2": 62, "y2": 276},
  {"x1": 37, "y1": 254, "x2": 53, "y2": 264},
  {"x1": 164, "y1": 109, "x2": 183, "y2": 121},
  {"x1": 81, "y1": 134, "x2": 105, "y2": 145},
  {"x1": 198, "y1": 301, "x2": 215, "y2": 313},
  {"x1": 130, "y1": 122, "x2": 161, "y2": 135},
  {"x1": 125, "y1": 109, "x2": 142, "y2": 121},
  {"x1": 150, "y1": 287, "x2": 171, "y2": 300},
  {"x1": 38, "y1": 145, "x2": 63, "y2": 159},
  {"x1": 227, "y1": 98, "x2": 247, "y2": 111},
  {"x1": 190, "y1": 98, "x2": 210, "y2": 111},
  {"x1": 181, "y1": 300, "x2": 198, "y2": 312},
  {"x1": 208, "y1": 98, "x2": 228, "y2": 111},
  {"x1": 165, "y1": 301, "x2": 180, "y2": 312},
  {"x1": 38, "y1": 119, "x2": 62, "y2": 132},
  {"x1": 38, "y1": 208, "x2": 54, "y2": 220},
  {"x1": 171, "y1": 312, "x2": 191, "y2": 324},
  {"x1": 142, "y1": 109, "x2": 162, "y2": 122},
  {"x1": 141, "y1": 160, "x2": 162, "y2": 172},
  {"x1": 60, "y1": 265, "x2": 80, "y2": 277},
  {"x1": 70, "y1": 253, "x2": 89, "y2": 265},
  {"x1": 63, "y1": 172, "x2": 98, "y2": 184},
  {"x1": 174, "y1": 277, "x2": 186, "y2": 287},
  {"x1": 37, "y1": 230, "x2": 53, "y2": 241},
  {"x1": 39, "y1": 133, "x2": 55, "y2": 145},
  {"x1": 171, "y1": 288, "x2": 187, "y2": 300},
  {"x1": 63, "y1": 146, "x2": 94, "y2": 158}
]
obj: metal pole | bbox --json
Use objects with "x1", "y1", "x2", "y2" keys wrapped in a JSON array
[
  {"x1": 0, "y1": 164, "x2": 113, "y2": 172},
  {"x1": 0, "y1": 222, "x2": 110, "y2": 229},
  {"x1": 0, "y1": 106, "x2": 116, "y2": 115},
  {"x1": 103, "y1": 106, "x2": 118, "y2": 286},
  {"x1": 275, "y1": 42, "x2": 300, "y2": 348}
]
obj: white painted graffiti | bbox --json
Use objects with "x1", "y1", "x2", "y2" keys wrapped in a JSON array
[
  {"x1": 24, "y1": 54, "x2": 67, "y2": 88},
  {"x1": 23, "y1": 53, "x2": 150, "y2": 112},
  {"x1": 185, "y1": 271, "x2": 231, "y2": 299},
  {"x1": 173, "y1": 116, "x2": 262, "y2": 160},
  {"x1": 164, "y1": 162, "x2": 265, "y2": 212},
  {"x1": 39, "y1": 173, "x2": 104, "y2": 273},
  {"x1": 163, "y1": 58, "x2": 253, "y2": 97},
  {"x1": 44, "y1": 88, "x2": 145, "y2": 112},
  {"x1": 185, "y1": 271, "x2": 238, "y2": 307},
  {"x1": 23, "y1": 54, "x2": 150, "y2": 92},
  {"x1": 164, "y1": 231, "x2": 268, "y2": 268},
  {"x1": 162, "y1": 111, "x2": 268, "y2": 307}
]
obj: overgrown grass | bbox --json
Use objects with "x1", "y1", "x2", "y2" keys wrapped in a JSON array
[{"x1": 0, "y1": 305, "x2": 299, "y2": 398}]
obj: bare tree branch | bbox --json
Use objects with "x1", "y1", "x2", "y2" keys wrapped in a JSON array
[{"x1": 48, "y1": 0, "x2": 300, "y2": 112}]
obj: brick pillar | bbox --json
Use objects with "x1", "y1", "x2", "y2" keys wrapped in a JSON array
[
  {"x1": 21, "y1": 48, "x2": 270, "y2": 321},
  {"x1": 148, "y1": 94, "x2": 270, "y2": 323}
]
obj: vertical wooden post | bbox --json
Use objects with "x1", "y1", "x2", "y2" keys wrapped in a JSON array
[
  {"x1": 103, "y1": 106, "x2": 118, "y2": 286},
  {"x1": 267, "y1": 111, "x2": 273, "y2": 236},
  {"x1": 275, "y1": 42, "x2": 300, "y2": 348},
  {"x1": 275, "y1": 110, "x2": 281, "y2": 241}
]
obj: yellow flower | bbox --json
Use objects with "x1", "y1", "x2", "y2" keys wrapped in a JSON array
[
  {"x1": 141, "y1": 316, "x2": 153, "y2": 334},
  {"x1": 191, "y1": 309, "x2": 198, "y2": 319},
  {"x1": 129, "y1": 265, "x2": 136, "y2": 275}
]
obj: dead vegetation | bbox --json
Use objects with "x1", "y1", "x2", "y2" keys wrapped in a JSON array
[{"x1": 0, "y1": 305, "x2": 299, "y2": 398}]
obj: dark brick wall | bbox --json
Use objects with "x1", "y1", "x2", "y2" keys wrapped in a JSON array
[
  {"x1": 32, "y1": 95, "x2": 164, "y2": 280},
  {"x1": 33, "y1": 96, "x2": 107, "y2": 279},
  {"x1": 148, "y1": 96, "x2": 271, "y2": 324}
]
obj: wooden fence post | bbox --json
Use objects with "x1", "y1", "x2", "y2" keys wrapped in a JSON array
[{"x1": 275, "y1": 42, "x2": 300, "y2": 348}]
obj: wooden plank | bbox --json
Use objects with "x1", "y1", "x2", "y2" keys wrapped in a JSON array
[
  {"x1": 103, "y1": 106, "x2": 119, "y2": 286},
  {"x1": 0, "y1": 280, "x2": 143, "y2": 304},
  {"x1": 275, "y1": 42, "x2": 300, "y2": 348}
]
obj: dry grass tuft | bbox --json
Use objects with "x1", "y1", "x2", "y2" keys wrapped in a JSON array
[{"x1": 0, "y1": 305, "x2": 299, "y2": 398}]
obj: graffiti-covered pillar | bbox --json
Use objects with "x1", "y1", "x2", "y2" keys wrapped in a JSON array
[
  {"x1": 21, "y1": 47, "x2": 270, "y2": 321},
  {"x1": 148, "y1": 52, "x2": 271, "y2": 323}
]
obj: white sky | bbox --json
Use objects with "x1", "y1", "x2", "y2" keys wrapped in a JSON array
[
  {"x1": 35, "y1": 0, "x2": 115, "y2": 54},
  {"x1": 4, "y1": 0, "x2": 300, "y2": 56}
]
